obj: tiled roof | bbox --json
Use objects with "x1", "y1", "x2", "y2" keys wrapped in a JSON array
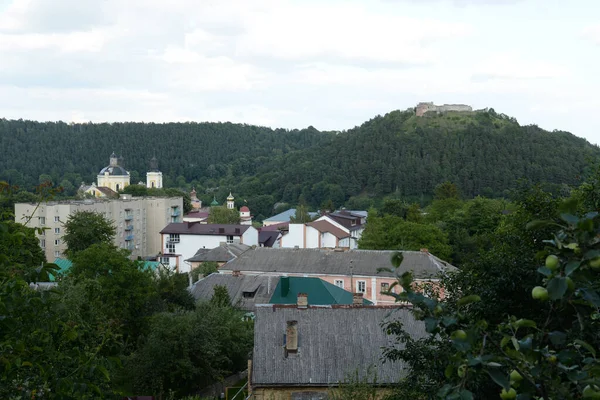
[
  {"x1": 95, "y1": 186, "x2": 118, "y2": 197},
  {"x1": 189, "y1": 273, "x2": 277, "y2": 311},
  {"x1": 307, "y1": 220, "x2": 349, "y2": 239},
  {"x1": 160, "y1": 222, "x2": 251, "y2": 236},
  {"x1": 220, "y1": 248, "x2": 456, "y2": 279},
  {"x1": 269, "y1": 276, "x2": 372, "y2": 305},
  {"x1": 185, "y1": 243, "x2": 250, "y2": 263},
  {"x1": 252, "y1": 305, "x2": 426, "y2": 386}
]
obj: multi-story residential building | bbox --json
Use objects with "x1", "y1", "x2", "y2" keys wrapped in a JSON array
[{"x1": 14, "y1": 195, "x2": 183, "y2": 261}]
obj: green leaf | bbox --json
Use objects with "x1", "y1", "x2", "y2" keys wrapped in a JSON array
[
  {"x1": 459, "y1": 389, "x2": 474, "y2": 400},
  {"x1": 547, "y1": 277, "x2": 568, "y2": 300},
  {"x1": 486, "y1": 368, "x2": 510, "y2": 391},
  {"x1": 565, "y1": 261, "x2": 581, "y2": 276},
  {"x1": 390, "y1": 252, "x2": 404, "y2": 268},
  {"x1": 500, "y1": 335, "x2": 511, "y2": 349},
  {"x1": 574, "y1": 339, "x2": 596, "y2": 358},
  {"x1": 511, "y1": 337, "x2": 520, "y2": 351},
  {"x1": 581, "y1": 289, "x2": 600, "y2": 307},
  {"x1": 457, "y1": 295, "x2": 481, "y2": 307},
  {"x1": 444, "y1": 364, "x2": 454, "y2": 379},
  {"x1": 96, "y1": 365, "x2": 110, "y2": 381},
  {"x1": 537, "y1": 266, "x2": 553, "y2": 277},
  {"x1": 424, "y1": 317, "x2": 438, "y2": 333},
  {"x1": 514, "y1": 319, "x2": 537, "y2": 329},
  {"x1": 584, "y1": 249, "x2": 600, "y2": 261}
]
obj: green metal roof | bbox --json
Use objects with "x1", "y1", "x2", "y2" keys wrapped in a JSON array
[
  {"x1": 269, "y1": 277, "x2": 373, "y2": 306},
  {"x1": 210, "y1": 196, "x2": 219, "y2": 206},
  {"x1": 141, "y1": 261, "x2": 161, "y2": 272},
  {"x1": 50, "y1": 257, "x2": 73, "y2": 281}
]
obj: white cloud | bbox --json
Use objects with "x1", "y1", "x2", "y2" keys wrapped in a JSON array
[
  {"x1": 471, "y1": 52, "x2": 568, "y2": 80},
  {"x1": 582, "y1": 25, "x2": 600, "y2": 45},
  {"x1": 0, "y1": 30, "x2": 108, "y2": 52}
]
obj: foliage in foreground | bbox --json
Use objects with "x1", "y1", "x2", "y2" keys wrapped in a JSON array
[{"x1": 385, "y1": 200, "x2": 600, "y2": 399}]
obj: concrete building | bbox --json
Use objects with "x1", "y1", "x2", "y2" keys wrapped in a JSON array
[
  {"x1": 416, "y1": 102, "x2": 473, "y2": 116},
  {"x1": 14, "y1": 196, "x2": 183, "y2": 261}
]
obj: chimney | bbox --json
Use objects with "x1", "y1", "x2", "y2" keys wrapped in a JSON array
[
  {"x1": 232, "y1": 270, "x2": 241, "y2": 277},
  {"x1": 280, "y1": 276, "x2": 290, "y2": 297},
  {"x1": 353, "y1": 292, "x2": 363, "y2": 305},
  {"x1": 420, "y1": 248, "x2": 429, "y2": 254},
  {"x1": 297, "y1": 293, "x2": 308, "y2": 308}
]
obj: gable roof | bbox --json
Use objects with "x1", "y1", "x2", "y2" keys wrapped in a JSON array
[
  {"x1": 270, "y1": 277, "x2": 372, "y2": 305},
  {"x1": 160, "y1": 222, "x2": 251, "y2": 236},
  {"x1": 189, "y1": 273, "x2": 277, "y2": 311},
  {"x1": 306, "y1": 219, "x2": 349, "y2": 239},
  {"x1": 260, "y1": 221, "x2": 289, "y2": 231},
  {"x1": 95, "y1": 186, "x2": 119, "y2": 198},
  {"x1": 259, "y1": 231, "x2": 280, "y2": 247},
  {"x1": 185, "y1": 243, "x2": 250, "y2": 263},
  {"x1": 221, "y1": 248, "x2": 456, "y2": 279},
  {"x1": 264, "y1": 208, "x2": 319, "y2": 223},
  {"x1": 252, "y1": 305, "x2": 426, "y2": 386}
]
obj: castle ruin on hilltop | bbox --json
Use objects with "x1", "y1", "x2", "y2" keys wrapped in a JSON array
[{"x1": 416, "y1": 102, "x2": 472, "y2": 117}]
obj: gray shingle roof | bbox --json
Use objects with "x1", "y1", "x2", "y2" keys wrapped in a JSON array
[
  {"x1": 220, "y1": 248, "x2": 455, "y2": 279},
  {"x1": 189, "y1": 273, "x2": 278, "y2": 311},
  {"x1": 264, "y1": 208, "x2": 319, "y2": 223},
  {"x1": 185, "y1": 243, "x2": 250, "y2": 262},
  {"x1": 252, "y1": 305, "x2": 426, "y2": 386}
]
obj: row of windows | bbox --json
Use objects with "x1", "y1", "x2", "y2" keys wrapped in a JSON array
[
  {"x1": 40, "y1": 239, "x2": 62, "y2": 248},
  {"x1": 333, "y1": 280, "x2": 391, "y2": 294}
]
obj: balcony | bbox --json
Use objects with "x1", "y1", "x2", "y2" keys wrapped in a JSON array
[
  {"x1": 125, "y1": 215, "x2": 133, "y2": 221},
  {"x1": 125, "y1": 234, "x2": 134, "y2": 241},
  {"x1": 125, "y1": 225, "x2": 134, "y2": 231}
]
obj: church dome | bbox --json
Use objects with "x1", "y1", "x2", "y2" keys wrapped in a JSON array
[
  {"x1": 99, "y1": 165, "x2": 129, "y2": 176},
  {"x1": 227, "y1": 192, "x2": 234, "y2": 201},
  {"x1": 240, "y1": 206, "x2": 250, "y2": 212}
]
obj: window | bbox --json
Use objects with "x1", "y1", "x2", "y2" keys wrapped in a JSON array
[
  {"x1": 227, "y1": 235, "x2": 234, "y2": 244},
  {"x1": 357, "y1": 280, "x2": 366, "y2": 293},
  {"x1": 40, "y1": 239, "x2": 45, "y2": 248},
  {"x1": 160, "y1": 257, "x2": 170, "y2": 265},
  {"x1": 169, "y1": 234, "x2": 180, "y2": 243},
  {"x1": 40, "y1": 230, "x2": 45, "y2": 236},
  {"x1": 166, "y1": 242, "x2": 176, "y2": 253},
  {"x1": 54, "y1": 228, "x2": 60, "y2": 234},
  {"x1": 334, "y1": 280, "x2": 344, "y2": 289},
  {"x1": 381, "y1": 282, "x2": 390, "y2": 292},
  {"x1": 39, "y1": 217, "x2": 45, "y2": 225},
  {"x1": 54, "y1": 216, "x2": 60, "y2": 222},
  {"x1": 54, "y1": 239, "x2": 60, "y2": 246},
  {"x1": 54, "y1": 250, "x2": 60, "y2": 257},
  {"x1": 351, "y1": 219, "x2": 357, "y2": 226}
]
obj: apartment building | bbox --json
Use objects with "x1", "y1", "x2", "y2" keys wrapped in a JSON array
[{"x1": 14, "y1": 195, "x2": 183, "y2": 261}]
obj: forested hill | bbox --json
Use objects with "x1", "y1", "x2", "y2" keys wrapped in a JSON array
[{"x1": 1, "y1": 109, "x2": 599, "y2": 214}]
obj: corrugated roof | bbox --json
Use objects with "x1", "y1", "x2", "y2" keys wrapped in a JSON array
[
  {"x1": 221, "y1": 248, "x2": 455, "y2": 279},
  {"x1": 270, "y1": 277, "x2": 372, "y2": 305},
  {"x1": 307, "y1": 220, "x2": 350, "y2": 239},
  {"x1": 50, "y1": 257, "x2": 73, "y2": 281},
  {"x1": 252, "y1": 306, "x2": 426, "y2": 386},
  {"x1": 189, "y1": 273, "x2": 277, "y2": 311},
  {"x1": 185, "y1": 243, "x2": 250, "y2": 262},
  {"x1": 160, "y1": 222, "x2": 251, "y2": 236}
]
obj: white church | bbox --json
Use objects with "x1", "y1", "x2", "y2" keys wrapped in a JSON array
[{"x1": 80, "y1": 153, "x2": 163, "y2": 198}]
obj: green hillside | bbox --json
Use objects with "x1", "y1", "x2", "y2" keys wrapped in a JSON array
[{"x1": 1, "y1": 108, "x2": 598, "y2": 214}]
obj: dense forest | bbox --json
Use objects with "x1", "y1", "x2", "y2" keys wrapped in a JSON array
[{"x1": 1, "y1": 108, "x2": 598, "y2": 219}]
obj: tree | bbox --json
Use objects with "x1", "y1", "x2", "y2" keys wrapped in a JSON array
[
  {"x1": 434, "y1": 181, "x2": 460, "y2": 200},
  {"x1": 63, "y1": 211, "x2": 115, "y2": 257},
  {"x1": 384, "y1": 198, "x2": 600, "y2": 399},
  {"x1": 207, "y1": 206, "x2": 240, "y2": 224},
  {"x1": 210, "y1": 285, "x2": 231, "y2": 307},
  {"x1": 290, "y1": 204, "x2": 315, "y2": 223}
]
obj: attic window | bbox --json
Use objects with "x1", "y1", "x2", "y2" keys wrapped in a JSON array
[
  {"x1": 351, "y1": 219, "x2": 357, "y2": 226},
  {"x1": 242, "y1": 290, "x2": 256, "y2": 298}
]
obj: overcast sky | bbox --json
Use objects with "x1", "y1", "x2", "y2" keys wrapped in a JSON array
[{"x1": 0, "y1": 0, "x2": 599, "y2": 143}]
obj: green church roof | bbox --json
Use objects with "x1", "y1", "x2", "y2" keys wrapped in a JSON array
[
  {"x1": 270, "y1": 276, "x2": 373, "y2": 306},
  {"x1": 210, "y1": 196, "x2": 219, "y2": 206}
]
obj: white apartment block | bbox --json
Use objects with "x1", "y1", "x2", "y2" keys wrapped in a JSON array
[{"x1": 14, "y1": 195, "x2": 183, "y2": 261}]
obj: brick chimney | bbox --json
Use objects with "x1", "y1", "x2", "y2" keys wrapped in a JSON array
[
  {"x1": 353, "y1": 292, "x2": 363, "y2": 305},
  {"x1": 232, "y1": 270, "x2": 241, "y2": 277},
  {"x1": 297, "y1": 293, "x2": 308, "y2": 308}
]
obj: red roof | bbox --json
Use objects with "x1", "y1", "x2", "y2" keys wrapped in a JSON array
[{"x1": 240, "y1": 206, "x2": 250, "y2": 212}]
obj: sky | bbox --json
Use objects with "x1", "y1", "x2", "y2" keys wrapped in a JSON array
[{"x1": 0, "y1": 0, "x2": 599, "y2": 143}]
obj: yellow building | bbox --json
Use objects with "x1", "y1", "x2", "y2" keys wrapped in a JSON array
[
  {"x1": 146, "y1": 156, "x2": 163, "y2": 189},
  {"x1": 97, "y1": 152, "x2": 130, "y2": 192}
]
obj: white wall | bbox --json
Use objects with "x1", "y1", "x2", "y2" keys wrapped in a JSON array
[
  {"x1": 281, "y1": 224, "x2": 305, "y2": 248},
  {"x1": 321, "y1": 232, "x2": 338, "y2": 248},
  {"x1": 241, "y1": 227, "x2": 259, "y2": 246},
  {"x1": 306, "y1": 226, "x2": 319, "y2": 248}
]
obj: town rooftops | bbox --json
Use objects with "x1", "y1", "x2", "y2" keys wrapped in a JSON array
[
  {"x1": 185, "y1": 243, "x2": 250, "y2": 263},
  {"x1": 93, "y1": 186, "x2": 119, "y2": 198},
  {"x1": 263, "y1": 208, "x2": 319, "y2": 223},
  {"x1": 270, "y1": 276, "x2": 372, "y2": 306},
  {"x1": 251, "y1": 305, "x2": 426, "y2": 387},
  {"x1": 189, "y1": 273, "x2": 276, "y2": 311},
  {"x1": 306, "y1": 219, "x2": 350, "y2": 239},
  {"x1": 160, "y1": 222, "x2": 251, "y2": 236},
  {"x1": 260, "y1": 221, "x2": 289, "y2": 231},
  {"x1": 258, "y1": 230, "x2": 280, "y2": 247},
  {"x1": 220, "y1": 248, "x2": 456, "y2": 279}
]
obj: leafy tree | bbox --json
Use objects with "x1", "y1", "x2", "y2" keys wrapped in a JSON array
[
  {"x1": 290, "y1": 204, "x2": 315, "y2": 223},
  {"x1": 63, "y1": 211, "x2": 115, "y2": 257},
  {"x1": 435, "y1": 181, "x2": 460, "y2": 200},
  {"x1": 207, "y1": 206, "x2": 241, "y2": 224},
  {"x1": 210, "y1": 285, "x2": 231, "y2": 307}
]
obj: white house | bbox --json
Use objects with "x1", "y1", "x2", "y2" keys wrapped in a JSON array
[
  {"x1": 280, "y1": 219, "x2": 353, "y2": 249},
  {"x1": 159, "y1": 222, "x2": 259, "y2": 272}
]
